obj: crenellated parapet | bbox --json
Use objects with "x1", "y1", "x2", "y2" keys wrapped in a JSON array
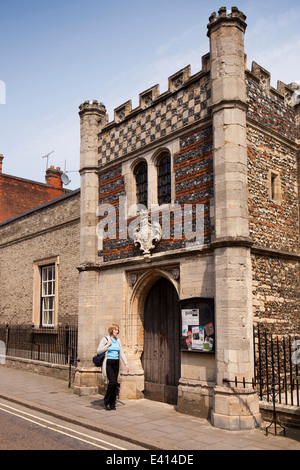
[
  {"x1": 168, "y1": 65, "x2": 191, "y2": 93},
  {"x1": 114, "y1": 100, "x2": 132, "y2": 123},
  {"x1": 247, "y1": 62, "x2": 299, "y2": 107},
  {"x1": 79, "y1": 99, "x2": 107, "y2": 117},
  {"x1": 108, "y1": 64, "x2": 205, "y2": 126},
  {"x1": 207, "y1": 6, "x2": 247, "y2": 36},
  {"x1": 79, "y1": 100, "x2": 108, "y2": 135},
  {"x1": 277, "y1": 80, "x2": 300, "y2": 107},
  {"x1": 98, "y1": 54, "x2": 212, "y2": 166},
  {"x1": 246, "y1": 61, "x2": 299, "y2": 141},
  {"x1": 251, "y1": 62, "x2": 271, "y2": 90},
  {"x1": 208, "y1": 5, "x2": 246, "y2": 22}
]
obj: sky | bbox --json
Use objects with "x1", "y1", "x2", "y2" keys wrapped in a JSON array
[{"x1": 1, "y1": 0, "x2": 300, "y2": 190}]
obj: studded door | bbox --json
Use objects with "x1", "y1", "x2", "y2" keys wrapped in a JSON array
[{"x1": 143, "y1": 277, "x2": 181, "y2": 404}]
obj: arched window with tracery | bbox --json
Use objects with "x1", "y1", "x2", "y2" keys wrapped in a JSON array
[
  {"x1": 134, "y1": 160, "x2": 148, "y2": 208},
  {"x1": 157, "y1": 152, "x2": 171, "y2": 205}
]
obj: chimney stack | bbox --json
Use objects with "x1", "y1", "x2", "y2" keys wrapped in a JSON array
[{"x1": 45, "y1": 165, "x2": 63, "y2": 189}]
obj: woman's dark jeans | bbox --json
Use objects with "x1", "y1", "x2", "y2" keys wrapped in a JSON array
[{"x1": 104, "y1": 359, "x2": 119, "y2": 408}]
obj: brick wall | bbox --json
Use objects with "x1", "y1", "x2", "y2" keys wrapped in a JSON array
[{"x1": 0, "y1": 163, "x2": 69, "y2": 223}]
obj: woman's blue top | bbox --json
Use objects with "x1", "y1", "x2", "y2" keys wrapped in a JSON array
[{"x1": 107, "y1": 337, "x2": 120, "y2": 360}]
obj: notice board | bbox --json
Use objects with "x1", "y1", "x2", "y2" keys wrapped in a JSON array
[{"x1": 179, "y1": 298, "x2": 215, "y2": 353}]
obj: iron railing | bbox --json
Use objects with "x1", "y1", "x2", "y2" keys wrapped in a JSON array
[
  {"x1": 0, "y1": 324, "x2": 78, "y2": 367},
  {"x1": 254, "y1": 325, "x2": 300, "y2": 407},
  {"x1": 1, "y1": 322, "x2": 299, "y2": 408}
]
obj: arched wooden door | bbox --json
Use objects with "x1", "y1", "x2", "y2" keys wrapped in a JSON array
[{"x1": 143, "y1": 277, "x2": 180, "y2": 404}]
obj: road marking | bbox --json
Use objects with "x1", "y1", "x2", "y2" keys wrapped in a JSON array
[{"x1": 0, "y1": 401, "x2": 127, "y2": 450}]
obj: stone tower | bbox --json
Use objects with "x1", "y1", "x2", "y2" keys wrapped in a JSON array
[
  {"x1": 74, "y1": 100, "x2": 107, "y2": 395},
  {"x1": 207, "y1": 7, "x2": 261, "y2": 429}
]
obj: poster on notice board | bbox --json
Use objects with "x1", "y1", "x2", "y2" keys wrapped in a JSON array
[{"x1": 180, "y1": 299, "x2": 215, "y2": 353}]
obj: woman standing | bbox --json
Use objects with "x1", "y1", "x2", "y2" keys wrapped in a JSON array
[{"x1": 97, "y1": 324, "x2": 130, "y2": 410}]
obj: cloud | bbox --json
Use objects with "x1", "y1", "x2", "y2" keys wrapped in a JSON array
[
  {"x1": 248, "y1": 36, "x2": 300, "y2": 86},
  {"x1": 244, "y1": 5, "x2": 300, "y2": 85}
]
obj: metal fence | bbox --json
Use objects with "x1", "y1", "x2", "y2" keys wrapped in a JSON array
[
  {"x1": 0, "y1": 324, "x2": 78, "y2": 367},
  {"x1": 1, "y1": 322, "x2": 300, "y2": 408},
  {"x1": 254, "y1": 325, "x2": 300, "y2": 407}
]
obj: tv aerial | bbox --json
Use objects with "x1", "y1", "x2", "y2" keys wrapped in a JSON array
[{"x1": 41, "y1": 151, "x2": 54, "y2": 170}]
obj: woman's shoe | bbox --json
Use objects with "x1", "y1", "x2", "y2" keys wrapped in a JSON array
[{"x1": 104, "y1": 403, "x2": 111, "y2": 411}]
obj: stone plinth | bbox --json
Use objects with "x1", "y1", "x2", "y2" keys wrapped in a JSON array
[
  {"x1": 119, "y1": 372, "x2": 145, "y2": 400},
  {"x1": 211, "y1": 385, "x2": 262, "y2": 430},
  {"x1": 73, "y1": 367, "x2": 101, "y2": 396}
]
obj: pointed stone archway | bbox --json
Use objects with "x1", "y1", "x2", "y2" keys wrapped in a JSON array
[
  {"x1": 123, "y1": 268, "x2": 180, "y2": 403},
  {"x1": 143, "y1": 277, "x2": 181, "y2": 404}
]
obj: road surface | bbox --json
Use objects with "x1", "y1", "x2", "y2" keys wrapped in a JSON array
[{"x1": 0, "y1": 398, "x2": 146, "y2": 451}]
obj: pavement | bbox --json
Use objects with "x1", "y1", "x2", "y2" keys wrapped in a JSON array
[{"x1": 0, "y1": 365, "x2": 300, "y2": 451}]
